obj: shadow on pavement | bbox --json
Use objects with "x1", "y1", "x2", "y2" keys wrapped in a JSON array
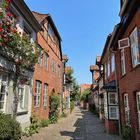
[{"x1": 60, "y1": 108, "x2": 87, "y2": 140}]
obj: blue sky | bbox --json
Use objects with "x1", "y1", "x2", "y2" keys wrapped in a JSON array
[{"x1": 25, "y1": 0, "x2": 120, "y2": 85}]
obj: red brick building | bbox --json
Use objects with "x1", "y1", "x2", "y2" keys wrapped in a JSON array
[
  {"x1": 32, "y1": 12, "x2": 62, "y2": 119},
  {"x1": 110, "y1": 0, "x2": 140, "y2": 139},
  {"x1": 80, "y1": 84, "x2": 91, "y2": 94},
  {"x1": 101, "y1": 34, "x2": 119, "y2": 135}
]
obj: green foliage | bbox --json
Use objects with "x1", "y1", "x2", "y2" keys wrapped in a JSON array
[
  {"x1": 0, "y1": 113, "x2": 22, "y2": 140},
  {"x1": 122, "y1": 125, "x2": 132, "y2": 140},
  {"x1": 70, "y1": 78, "x2": 79, "y2": 101},
  {"x1": 81, "y1": 88, "x2": 90, "y2": 101},
  {"x1": 40, "y1": 119, "x2": 50, "y2": 127},
  {"x1": 24, "y1": 114, "x2": 40, "y2": 137},
  {"x1": 0, "y1": 0, "x2": 40, "y2": 68},
  {"x1": 70, "y1": 101, "x2": 75, "y2": 113},
  {"x1": 24, "y1": 123, "x2": 40, "y2": 137},
  {"x1": 89, "y1": 104, "x2": 99, "y2": 117},
  {"x1": 49, "y1": 91, "x2": 60, "y2": 124}
]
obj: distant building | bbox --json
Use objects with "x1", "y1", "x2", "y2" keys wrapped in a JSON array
[{"x1": 80, "y1": 84, "x2": 91, "y2": 94}]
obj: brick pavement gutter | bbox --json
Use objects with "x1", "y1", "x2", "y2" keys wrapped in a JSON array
[{"x1": 22, "y1": 106, "x2": 122, "y2": 140}]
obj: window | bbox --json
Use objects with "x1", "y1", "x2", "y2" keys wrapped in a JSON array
[
  {"x1": 0, "y1": 74, "x2": 8, "y2": 112},
  {"x1": 104, "y1": 92, "x2": 108, "y2": 119},
  {"x1": 104, "y1": 63, "x2": 107, "y2": 80},
  {"x1": 136, "y1": 92, "x2": 140, "y2": 130},
  {"x1": 130, "y1": 28, "x2": 140, "y2": 67},
  {"x1": 109, "y1": 106, "x2": 118, "y2": 119},
  {"x1": 111, "y1": 54, "x2": 115, "y2": 72},
  {"x1": 124, "y1": 94, "x2": 130, "y2": 125},
  {"x1": 43, "y1": 84, "x2": 48, "y2": 107},
  {"x1": 38, "y1": 45, "x2": 43, "y2": 66},
  {"x1": 18, "y1": 84, "x2": 25, "y2": 110},
  {"x1": 34, "y1": 81, "x2": 41, "y2": 107},
  {"x1": 52, "y1": 59, "x2": 56, "y2": 73},
  {"x1": 44, "y1": 53, "x2": 49, "y2": 70},
  {"x1": 108, "y1": 92, "x2": 118, "y2": 120},
  {"x1": 107, "y1": 58, "x2": 110, "y2": 77},
  {"x1": 121, "y1": 49, "x2": 126, "y2": 75},
  {"x1": 108, "y1": 92, "x2": 117, "y2": 105},
  {"x1": 58, "y1": 65, "x2": 61, "y2": 78},
  {"x1": 48, "y1": 24, "x2": 54, "y2": 37}
]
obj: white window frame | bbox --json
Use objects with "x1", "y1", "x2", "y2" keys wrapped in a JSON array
[
  {"x1": 124, "y1": 94, "x2": 130, "y2": 125},
  {"x1": 38, "y1": 46, "x2": 43, "y2": 66},
  {"x1": 136, "y1": 92, "x2": 140, "y2": 131},
  {"x1": 121, "y1": 49, "x2": 126, "y2": 75},
  {"x1": 109, "y1": 106, "x2": 118, "y2": 120},
  {"x1": 130, "y1": 27, "x2": 140, "y2": 67},
  {"x1": 104, "y1": 92, "x2": 108, "y2": 119},
  {"x1": 52, "y1": 59, "x2": 56, "y2": 73},
  {"x1": 108, "y1": 92, "x2": 117, "y2": 105},
  {"x1": 17, "y1": 84, "x2": 25, "y2": 112},
  {"x1": 104, "y1": 63, "x2": 107, "y2": 80},
  {"x1": 43, "y1": 84, "x2": 48, "y2": 107},
  {"x1": 0, "y1": 74, "x2": 8, "y2": 112},
  {"x1": 107, "y1": 58, "x2": 110, "y2": 77},
  {"x1": 44, "y1": 53, "x2": 49, "y2": 70},
  {"x1": 111, "y1": 54, "x2": 115, "y2": 72},
  {"x1": 34, "y1": 81, "x2": 41, "y2": 108}
]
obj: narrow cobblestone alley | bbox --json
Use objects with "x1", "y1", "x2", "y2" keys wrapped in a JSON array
[{"x1": 22, "y1": 107, "x2": 121, "y2": 140}]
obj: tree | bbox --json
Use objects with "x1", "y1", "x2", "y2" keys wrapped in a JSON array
[
  {"x1": 81, "y1": 88, "x2": 90, "y2": 102},
  {"x1": 65, "y1": 68, "x2": 79, "y2": 101},
  {"x1": 0, "y1": 0, "x2": 40, "y2": 117}
]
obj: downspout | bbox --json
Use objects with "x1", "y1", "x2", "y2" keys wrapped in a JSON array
[{"x1": 110, "y1": 48, "x2": 121, "y2": 136}]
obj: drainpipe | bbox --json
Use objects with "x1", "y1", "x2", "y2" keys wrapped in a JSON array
[{"x1": 110, "y1": 48, "x2": 122, "y2": 136}]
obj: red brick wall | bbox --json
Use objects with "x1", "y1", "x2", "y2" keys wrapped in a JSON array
[
  {"x1": 105, "y1": 118, "x2": 119, "y2": 134},
  {"x1": 80, "y1": 84, "x2": 91, "y2": 93},
  {"x1": 115, "y1": 7, "x2": 140, "y2": 139},
  {"x1": 32, "y1": 31, "x2": 62, "y2": 119}
]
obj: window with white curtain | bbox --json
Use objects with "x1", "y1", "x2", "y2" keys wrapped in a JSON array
[
  {"x1": 130, "y1": 27, "x2": 140, "y2": 67},
  {"x1": 43, "y1": 84, "x2": 48, "y2": 107},
  {"x1": 34, "y1": 81, "x2": 41, "y2": 107},
  {"x1": 121, "y1": 49, "x2": 126, "y2": 75},
  {"x1": 0, "y1": 74, "x2": 8, "y2": 112},
  {"x1": 124, "y1": 94, "x2": 130, "y2": 125}
]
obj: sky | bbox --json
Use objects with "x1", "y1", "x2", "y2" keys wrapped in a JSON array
[{"x1": 25, "y1": 0, "x2": 120, "y2": 85}]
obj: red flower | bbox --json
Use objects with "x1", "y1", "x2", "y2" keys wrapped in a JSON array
[
  {"x1": 6, "y1": 0, "x2": 11, "y2": 3},
  {"x1": 13, "y1": 29, "x2": 17, "y2": 33},
  {"x1": 5, "y1": 38, "x2": 8, "y2": 43},
  {"x1": 0, "y1": 26, "x2": 2, "y2": 32},
  {"x1": 7, "y1": 12, "x2": 13, "y2": 18}
]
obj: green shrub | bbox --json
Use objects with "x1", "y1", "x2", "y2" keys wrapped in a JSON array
[
  {"x1": 70, "y1": 101, "x2": 75, "y2": 113},
  {"x1": 24, "y1": 123, "x2": 40, "y2": 136},
  {"x1": 122, "y1": 125, "x2": 132, "y2": 140},
  {"x1": 49, "y1": 91, "x2": 60, "y2": 124},
  {"x1": 0, "y1": 113, "x2": 22, "y2": 140},
  {"x1": 24, "y1": 114, "x2": 40, "y2": 136},
  {"x1": 40, "y1": 119, "x2": 50, "y2": 127}
]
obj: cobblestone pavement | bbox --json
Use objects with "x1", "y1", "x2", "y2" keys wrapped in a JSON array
[{"x1": 22, "y1": 107, "x2": 121, "y2": 140}]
